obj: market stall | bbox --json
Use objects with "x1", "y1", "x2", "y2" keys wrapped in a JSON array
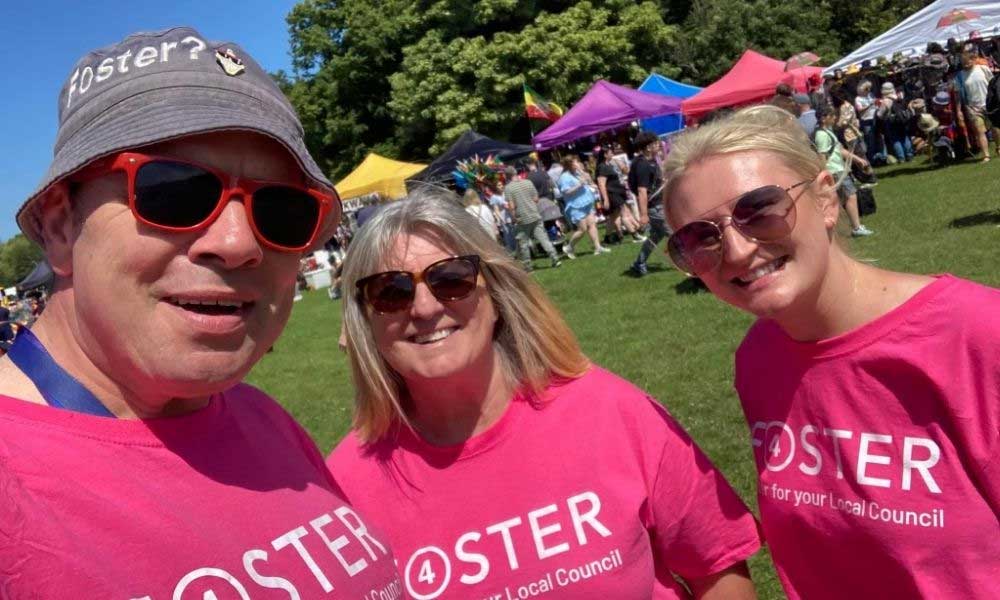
[
  {"x1": 638, "y1": 73, "x2": 702, "y2": 135},
  {"x1": 681, "y1": 50, "x2": 823, "y2": 120},
  {"x1": 412, "y1": 131, "x2": 533, "y2": 183},
  {"x1": 827, "y1": 0, "x2": 1000, "y2": 72},
  {"x1": 532, "y1": 80, "x2": 683, "y2": 149},
  {"x1": 335, "y1": 153, "x2": 427, "y2": 203}
]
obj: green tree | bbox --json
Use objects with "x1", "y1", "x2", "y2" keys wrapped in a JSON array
[
  {"x1": 830, "y1": 0, "x2": 933, "y2": 58},
  {"x1": 282, "y1": 0, "x2": 932, "y2": 175},
  {"x1": 0, "y1": 234, "x2": 44, "y2": 288},
  {"x1": 283, "y1": 0, "x2": 676, "y2": 173},
  {"x1": 389, "y1": 1, "x2": 676, "y2": 156},
  {"x1": 281, "y1": 0, "x2": 426, "y2": 179},
  {"x1": 672, "y1": 0, "x2": 840, "y2": 85}
]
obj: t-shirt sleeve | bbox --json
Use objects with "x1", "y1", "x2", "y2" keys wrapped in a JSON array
[
  {"x1": 814, "y1": 129, "x2": 835, "y2": 155},
  {"x1": 557, "y1": 173, "x2": 576, "y2": 194},
  {"x1": 956, "y1": 282, "x2": 1000, "y2": 515},
  {"x1": 980, "y1": 412, "x2": 1000, "y2": 517},
  {"x1": 636, "y1": 161, "x2": 655, "y2": 191},
  {"x1": 642, "y1": 400, "x2": 762, "y2": 579}
]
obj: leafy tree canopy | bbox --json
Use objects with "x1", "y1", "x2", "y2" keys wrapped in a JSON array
[
  {"x1": 0, "y1": 234, "x2": 44, "y2": 288},
  {"x1": 282, "y1": 0, "x2": 931, "y2": 178}
]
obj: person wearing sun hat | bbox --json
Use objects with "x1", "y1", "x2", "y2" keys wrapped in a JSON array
[
  {"x1": 953, "y1": 47, "x2": 999, "y2": 162},
  {"x1": 0, "y1": 27, "x2": 402, "y2": 596},
  {"x1": 930, "y1": 88, "x2": 960, "y2": 146},
  {"x1": 876, "y1": 81, "x2": 914, "y2": 163}
]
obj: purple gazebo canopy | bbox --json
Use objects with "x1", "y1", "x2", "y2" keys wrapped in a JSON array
[{"x1": 532, "y1": 80, "x2": 682, "y2": 150}]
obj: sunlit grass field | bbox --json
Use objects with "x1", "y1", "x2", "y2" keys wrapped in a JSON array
[{"x1": 248, "y1": 156, "x2": 1000, "y2": 599}]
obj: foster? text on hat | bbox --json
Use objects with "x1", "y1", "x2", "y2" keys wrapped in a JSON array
[{"x1": 18, "y1": 26, "x2": 334, "y2": 246}]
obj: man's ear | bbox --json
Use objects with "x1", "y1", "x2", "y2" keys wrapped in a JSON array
[{"x1": 36, "y1": 182, "x2": 76, "y2": 277}]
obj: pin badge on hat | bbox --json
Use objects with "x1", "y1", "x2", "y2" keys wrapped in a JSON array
[{"x1": 215, "y1": 48, "x2": 245, "y2": 76}]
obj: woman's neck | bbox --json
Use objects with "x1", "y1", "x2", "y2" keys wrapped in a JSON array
[
  {"x1": 775, "y1": 251, "x2": 931, "y2": 342},
  {"x1": 404, "y1": 351, "x2": 515, "y2": 446}
]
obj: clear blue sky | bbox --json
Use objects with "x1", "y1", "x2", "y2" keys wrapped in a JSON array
[{"x1": 0, "y1": 0, "x2": 301, "y2": 241}]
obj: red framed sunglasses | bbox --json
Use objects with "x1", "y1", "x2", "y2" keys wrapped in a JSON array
[
  {"x1": 77, "y1": 151, "x2": 339, "y2": 252},
  {"x1": 356, "y1": 255, "x2": 482, "y2": 314}
]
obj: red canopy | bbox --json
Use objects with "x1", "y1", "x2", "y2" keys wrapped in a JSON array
[{"x1": 681, "y1": 50, "x2": 823, "y2": 120}]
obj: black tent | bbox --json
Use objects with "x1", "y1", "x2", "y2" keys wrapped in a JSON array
[
  {"x1": 412, "y1": 130, "x2": 533, "y2": 183},
  {"x1": 17, "y1": 260, "x2": 54, "y2": 292}
]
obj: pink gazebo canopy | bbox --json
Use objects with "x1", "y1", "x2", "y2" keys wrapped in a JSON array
[{"x1": 682, "y1": 50, "x2": 823, "y2": 120}]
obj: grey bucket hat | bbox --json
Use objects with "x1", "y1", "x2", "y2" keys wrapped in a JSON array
[{"x1": 18, "y1": 26, "x2": 335, "y2": 246}]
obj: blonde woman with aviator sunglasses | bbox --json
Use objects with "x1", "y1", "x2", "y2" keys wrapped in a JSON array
[{"x1": 662, "y1": 104, "x2": 1000, "y2": 600}]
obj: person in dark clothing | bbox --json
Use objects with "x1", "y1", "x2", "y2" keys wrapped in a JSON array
[
  {"x1": 595, "y1": 149, "x2": 643, "y2": 244},
  {"x1": 629, "y1": 131, "x2": 671, "y2": 277},
  {"x1": 354, "y1": 200, "x2": 382, "y2": 230},
  {"x1": 525, "y1": 158, "x2": 555, "y2": 201},
  {"x1": 0, "y1": 306, "x2": 15, "y2": 351}
]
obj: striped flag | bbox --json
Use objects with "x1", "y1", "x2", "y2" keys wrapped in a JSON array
[{"x1": 524, "y1": 84, "x2": 563, "y2": 122}]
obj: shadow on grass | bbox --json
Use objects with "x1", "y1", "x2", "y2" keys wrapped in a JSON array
[
  {"x1": 949, "y1": 209, "x2": 1000, "y2": 229},
  {"x1": 620, "y1": 263, "x2": 672, "y2": 279},
  {"x1": 873, "y1": 162, "x2": 947, "y2": 180},
  {"x1": 675, "y1": 277, "x2": 710, "y2": 295}
]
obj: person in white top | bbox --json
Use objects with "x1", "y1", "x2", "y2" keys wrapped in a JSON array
[
  {"x1": 462, "y1": 188, "x2": 499, "y2": 239},
  {"x1": 854, "y1": 80, "x2": 884, "y2": 164},
  {"x1": 954, "y1": 49, "x2": 999, "y2": 162}
]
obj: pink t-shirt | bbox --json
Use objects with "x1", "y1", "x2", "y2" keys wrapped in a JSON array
[
  {"x1": 735, "y1": 275, "x2": 1000, "y2": 599},
  {"x1": 328, "y1": 367, "x2": 761, "y2": 600},
  {"x1": 0, "y1": 383, "x2": 402, "y2": 599}
]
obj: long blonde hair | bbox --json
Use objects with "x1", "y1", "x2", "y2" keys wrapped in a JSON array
[
  {"x1": 341, "y1": 190, "x2": 589, "y2": 442},
  {"x1": 662, "y1": 105, "x2": 826, "y2": 220}
]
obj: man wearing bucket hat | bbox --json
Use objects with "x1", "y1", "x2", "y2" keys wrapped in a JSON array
[{"x1": 0, "y1": 27, "x2": 402, "y2": 596}]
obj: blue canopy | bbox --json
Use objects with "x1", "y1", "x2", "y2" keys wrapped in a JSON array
[{"x1": 638, "y1": 73, "x2": 702, "y2": 135}]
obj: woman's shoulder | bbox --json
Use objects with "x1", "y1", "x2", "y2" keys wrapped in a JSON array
[
  {"x1": 544, "y1": 366, "x2": 669, "y2": 422},
  {"x1": 917, "y1": 274, "x2": 1000, "y2": 327},
  {"x1": 327, "y1": 429, "x2": 373, "y2": 469},
  {"x1": 549, "y1": 364, "x2": 642, "y2": 393},
  {"x1": 863, "y1": 272, "x2": 999, "y2": 328}
]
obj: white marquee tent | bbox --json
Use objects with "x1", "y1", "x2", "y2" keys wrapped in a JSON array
[{"x1": 827, "y1": 0, "x2": 1000, "y2": 72}]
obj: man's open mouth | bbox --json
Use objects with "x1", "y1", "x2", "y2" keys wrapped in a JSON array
[{"x1": 164, "y1": 297, "x2": 252, "y2": 316}]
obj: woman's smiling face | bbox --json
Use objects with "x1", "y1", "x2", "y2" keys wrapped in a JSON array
[
  {"x1": 366, "y1": 230, "x2": 498, "y2": 386},
  {"x1": 668, "y1": 151, "x2": 839, "y2": 320}
]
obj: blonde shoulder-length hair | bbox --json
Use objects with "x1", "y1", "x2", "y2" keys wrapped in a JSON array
[
  {"x1": 341, "y1": 190, "x2": 590, "y2": 443},
  {"x1": 662, "y1": 105, "x2": 827, "y2": 221}
]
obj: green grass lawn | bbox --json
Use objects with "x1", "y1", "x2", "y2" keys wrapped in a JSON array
[{"x1": 247, "y1": 155, "x2": 999, "y2": 599}]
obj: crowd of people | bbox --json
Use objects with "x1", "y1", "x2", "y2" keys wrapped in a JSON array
[
  {"x1": 2, "y1": 23, "x2": 996, "y2": 600},
  {"x1": 326, "y1": 43, "x2": 1000, "y2": 278},
  {"x1": 446, "y1": 130, "x2": 685, "y2": 277},
  {"x1": 773, "y1": 37, "x2": 1000, "y2": 167},
  {"x1": 0, "y1": 293, "x2": 45, "y2": 352}
]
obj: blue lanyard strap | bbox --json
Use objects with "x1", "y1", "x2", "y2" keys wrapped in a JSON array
[{"x1": 7, "y1": 328, "x2": 116, "y2": 418}]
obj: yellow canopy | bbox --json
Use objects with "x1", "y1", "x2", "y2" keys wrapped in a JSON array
[{"x1": 335, "y1": 153, "x2": 427, "y2": 201}]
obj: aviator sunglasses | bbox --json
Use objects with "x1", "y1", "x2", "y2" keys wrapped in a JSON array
[
  {"x1": 76, "y1": 152, "x2": 338, "y2": 252},
  {"x1": 666, "y1": 179, "x2": 814, "y2": 276},
  {"x1": 356, "y1": 255, "x2": 482, "y2": 314}
]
